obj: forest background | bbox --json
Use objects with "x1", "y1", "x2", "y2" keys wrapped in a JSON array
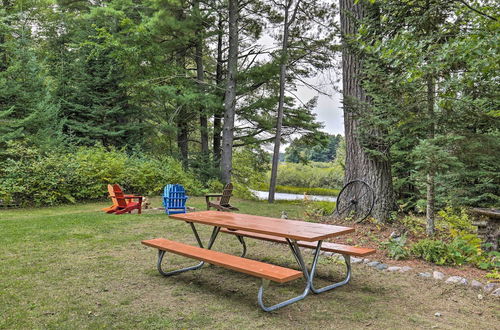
[{"x1": 0, "y1": 0, "x2": 498, "y2": 222}]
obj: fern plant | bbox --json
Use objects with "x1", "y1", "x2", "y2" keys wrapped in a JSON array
[{"x1": 381, "y1": 234, "x2": 410, "y2": 260}]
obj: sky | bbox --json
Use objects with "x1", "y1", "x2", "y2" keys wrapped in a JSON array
[
  {"x1": 256, "y1": 29, "x2": 345, "y2": 146},
  {"x1": 296, "y1": 76, "x2": 344, "y2": 136}
]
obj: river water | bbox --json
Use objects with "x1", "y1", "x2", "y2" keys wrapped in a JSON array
[{"x1": 250, "y1": 190, "x2": 337, "y2": 202}]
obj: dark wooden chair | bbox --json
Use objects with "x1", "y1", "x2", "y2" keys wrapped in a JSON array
[{"x1": 205, "y1": 183, "x2": 239, "y2": 211}]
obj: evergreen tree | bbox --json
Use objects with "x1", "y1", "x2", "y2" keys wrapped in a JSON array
[
  {"x1": 0, "y1": 2, "x2": 62, "y2": 155},
  {"x1": 44, "y1": 4, "x2": 143, "y2": 148},
  {"x1": 358, "y1": 0, "x2": 499, "y2": 217}
]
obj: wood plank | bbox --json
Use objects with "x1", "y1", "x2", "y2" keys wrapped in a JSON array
[
  {"x1": 169, "y1": 211, "x2": 354, "y2": 242},
  {"x1": 142, "y1": 238, "x2": 303, "y2": 283},
  {"x1": 220, "y1": 229, "x2": 376, "y2": 257}
]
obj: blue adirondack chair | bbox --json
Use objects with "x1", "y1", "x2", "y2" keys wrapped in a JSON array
[{"x1": 163, "y1": 184, "x2": 188, "y2": 215}]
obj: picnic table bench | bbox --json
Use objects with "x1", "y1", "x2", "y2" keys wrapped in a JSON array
[
  {"x1": 142, "y1": 238, "x2": 303, "y2": 283},
  {"x1": 220, "y1": 229, "x2": 375, "y2": 257},
  {"x1": 142, "y1": 211, "x2": 375, "y2": 312}
]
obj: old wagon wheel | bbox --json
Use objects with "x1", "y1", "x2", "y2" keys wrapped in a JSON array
[{"x1": 335, "y1": 180, "x2": 375, "y2": 223}]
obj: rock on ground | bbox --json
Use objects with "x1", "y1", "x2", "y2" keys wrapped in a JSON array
[
  {"x1": 400, "y1": 266, "x2": 412, "y2": 272},
  {"x1": 376, "y1": 263, "x2": 388, "y2": 270},
  {"x1": 483, "y1": 283, "x2": 497, "y2": 293},
  {"x1": 367, "y1": 261, "x2": 380, "y2": 267},
  {"x1": 433, "y1": 271, "x2": 445, "y2": 280},
  {"x1": 419, "y1": 272, "x2": 432, "y2": 278},
  {"x1": 491, "y1": 288, "x2": 500, "y2": 297},
  {"x1": 387, "y1": 266, "x2": 401, "y2": 272},
  {"x1": 470, "y1": 280, "x2": 483, "y2": 289},
  {"x1": 351, "y1": 257, "x2": 363, "y2": 264},
  {"x1": 445, "y1": 276, "x2": 468, "y2": 285}
]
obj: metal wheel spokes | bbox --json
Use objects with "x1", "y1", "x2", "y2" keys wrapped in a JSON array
[{"x1": 335, "y1": 180, "x2": 375, "y2": 223}]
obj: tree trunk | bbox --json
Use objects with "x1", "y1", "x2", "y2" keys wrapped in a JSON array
[
  {"x1": 268, "y1": 0, "x2": 298, "y2": 203},
  {"x1": 340, "y1": 0, "x2": 395, "y2": 222},
  {"x1": 213, "y1": 16, "x2": 224, "y2": 165},
  {"x1": 0, "y1": 0, "x2": 11, "y2": 72},
  {"x1": 426, "y1": 76, "x2": 436, "y2": 235},
  {"x1": 177, "y1": 115, "x2": 189, "y2": 168},
  {"x1": 194, "y1": 0, "x2": 209, "y2": 155},
  {"x1": 220, "y1": 0, "x2": 238, "y2": 183}
]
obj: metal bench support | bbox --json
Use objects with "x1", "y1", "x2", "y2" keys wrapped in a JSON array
[{"x1": 156, "y1": 223, "x2": 221, "y2": 277}]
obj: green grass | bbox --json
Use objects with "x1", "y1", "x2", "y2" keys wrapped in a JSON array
[{"x1": 1, "y1": 197, "x2": 498, "y2": 329}]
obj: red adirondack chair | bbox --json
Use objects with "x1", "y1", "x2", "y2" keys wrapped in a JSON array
[
  {"x1": 111, "y1": 184, "x2": 143, "y2": 215},
  {"x1": 103, "y1": 184, "x2": 120, "y2": 213}
]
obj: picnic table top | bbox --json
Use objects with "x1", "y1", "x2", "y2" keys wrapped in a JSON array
[{"x1": 169, "y1": 210, "x2": 354, "y2": 242}]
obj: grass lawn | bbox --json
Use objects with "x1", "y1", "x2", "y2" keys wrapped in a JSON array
[{"x1": 1, "y1": 197, "x2": 498, "y2": 329}]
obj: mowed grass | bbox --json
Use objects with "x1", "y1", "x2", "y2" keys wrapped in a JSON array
[{"x1": 0, "y1": 197, "x2": 498, "y2": 329}]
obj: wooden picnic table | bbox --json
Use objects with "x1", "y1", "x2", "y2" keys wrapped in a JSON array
[
  {"x1": 142, "y1": 211, "x2": 374, "y2": 312},
  {"x1": 169, "y1": 210, "x2": 355, "y2": 241}
]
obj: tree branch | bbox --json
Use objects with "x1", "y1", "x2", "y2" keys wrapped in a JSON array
[{"x1": 457, "y1": 0, "x2": 498, "y2": 21}]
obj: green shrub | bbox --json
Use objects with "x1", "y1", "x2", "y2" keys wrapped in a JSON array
[
  {"x1": 254, "y1": 184, "x2": 340, "y2": 197},
  {"x1": 437, "y1": 207, "x2": 475, "y2": 234},
  {"x1": 303, "y1": 200, "x2": 336, "y2": 221},
  {"x1": 232, "y1": 147, "x2": 270, "y2": 199},
  {"x1": 478, "y1": 249, "x2": 500, "y2": 271},
  {"x1": 0, "y1": 145, "x2": 204, "y2": 206},
  {"x1": 411, "y1": 239, "x2": 450, "y2": 265},
  {"x1": 381, "y1": 234, "x2": 410, "y2": 260},
  {"x1": 272, "y1": 162, "x2": 343, "y2": 189},
  {"x1": 411, "y1": 237, "x2": 481, "y2": 266},
  {"x1": 409, "y1": 208, "x2": 498, "y2": 270},
  {"x1": 485, "y1": 269, "x2": 500, "y2": 282},
  {"x1": 399, "y1": 215, "x2": 426, "y2": 235}
]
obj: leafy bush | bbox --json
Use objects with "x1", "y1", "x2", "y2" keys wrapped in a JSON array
[
  {"x1": 0, "y1": 144, "x2": 204, "y2": 206},
  {"x1": 272, "y1": 162, "x2": 343, "y2": 189},
  {"x1": 478, "y1": 249, "x2": 500, "y2": 271},
  {"x1": 437, "y1": 207, "x2": 476, "y2": 237},
  {"x1": 254, "y1": 184, "x2": 339, "y2": 197},
  {"x1": 381, "y1": 234, "x2": 410, "y2": 260},
  {"x1": 411, "y1": 237, "x2": 481, "y2": 266},
  {"x1": 399, "y1": 215, "x2": 426, "y2": 235},
  {"x1": 304, "y1": 200, "x2": 336, "y2": 221},
  {"x1": 411, "y1": 239, "x2": 451, "y2": 265},
  {"x1": 232, "y1": 148, "x2": 270, "y2": 199},
  {"x1": 485, "y1": 269, "x2": 500, "y2": 282}
]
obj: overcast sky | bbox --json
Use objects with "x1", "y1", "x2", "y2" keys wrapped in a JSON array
[
  {"x1": 296, "y1": 76, "x2": 344, "y2": 136},
  {"x1": 256, "y1": 30, "x2": 344, "y2": 147}
]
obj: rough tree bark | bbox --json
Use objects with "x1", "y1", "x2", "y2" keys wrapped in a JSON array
[
  {"x1": 0, "y1": 0, "x2": 11, "y2": 72},
  {"x1": 176, "y1": 114, "x2": 189, "y2": 168},
  {"x1": 213, "y1": 16, "x2": 224, "y2": 164},
  {"x1": 220, "y1": 0, "x2": 238, "y2": 183},
  {"x1": 194, "y1": 0, "x2": 209, "y2": 155},
  {"x1": 426, "y1": 76, "x2": 436, "y2": 235},
  {"x1": 174, "y1": 5, "x2": 189, "y2": 168},
  {"x1": 340, "y1": 0, "x2": 395, "y2": 222},
  {"x1": 268, "y1": 0, "x2": 300, "y2": 203}
]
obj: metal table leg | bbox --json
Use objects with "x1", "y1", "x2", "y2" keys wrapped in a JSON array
[
  {"x1": 236, "y1": 235, "x2": 247, "y2": 257},
  {"x1": 156, "y1": 223, "x2": 221, "y2": 277},
  {"x1": 286, "y1": 239, "x2": 352, "y2": 294},
  {"x1": 310, "y1": 255, "x2": 351, "y2": 294},
  {"x1": 257, "y1": 239, "x2": 319, "y2": 312}
]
